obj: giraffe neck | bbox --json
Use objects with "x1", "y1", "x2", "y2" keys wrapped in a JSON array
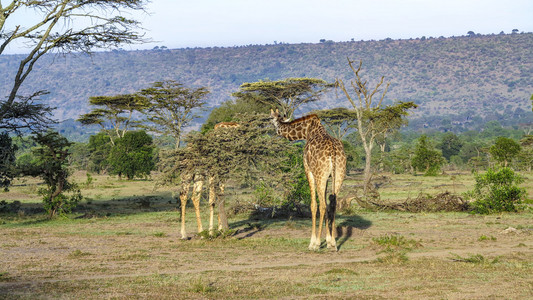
[{"x1": 273, "y1": 114, "x2": 326, "y2": 141}]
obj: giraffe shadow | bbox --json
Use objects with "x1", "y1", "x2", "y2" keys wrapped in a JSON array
[
  {"x1": 335, "y1": 215, "x2": 372, "y2": 250},
  {"x1": 230, "y1": 213, "x2": 372, "y2": 247}
]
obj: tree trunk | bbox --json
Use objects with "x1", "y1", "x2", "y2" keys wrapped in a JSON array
[{"x1": 363, "y1": 145, "x2": 373, "y2": 196}]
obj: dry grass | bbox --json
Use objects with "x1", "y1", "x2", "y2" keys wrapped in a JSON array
[{"x1": 1, "y1": 171, "x2": 532, "y2": 299}]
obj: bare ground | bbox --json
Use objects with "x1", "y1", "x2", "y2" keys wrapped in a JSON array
[{"x1": 1, "y1": 209, "x2": 532, "y2": 299}]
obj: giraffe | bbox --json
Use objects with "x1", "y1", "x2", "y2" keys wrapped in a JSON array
[
  {"x1": 270, "y1": 109, "x2": 346, "y2": 250},
  {"x1": 179, "y1": 121, "x2": 240, "y2": 239}
]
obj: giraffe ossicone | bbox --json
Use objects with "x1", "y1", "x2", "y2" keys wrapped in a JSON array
[{"x1": 271, "y1": 108, "x2": 347, "y2": 250}]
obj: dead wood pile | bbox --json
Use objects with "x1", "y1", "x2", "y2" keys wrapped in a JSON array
[{"x1": 354, "y1": 190, "x2": 469, "y2": 212}]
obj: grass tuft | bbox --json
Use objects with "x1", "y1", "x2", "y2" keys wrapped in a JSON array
[
  {"x1": 68, "y1": 249, "x2": 92, "y2": 259},
  {"x1": 450, "y1": 253, "x2": 500, "y2": 265},
  {"x1": 478, "y1": 235, "x2": 496, "y2": 241},
  {"x1": 153, "y1": 231, "x2": 166, "y2": 237},
  {"x1": 372, "y1": 234, "x2": 422, "y2": 252},
  {"x1": 188, "y1": 278, "x2": 217, "y2": 294},
  {"x1": 198, "y1": 229, "x2": 235, "y2": 240}
]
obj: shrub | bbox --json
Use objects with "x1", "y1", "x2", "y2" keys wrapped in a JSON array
[
  {"x1": 26, "y1": 131, "x2": 82, "y2": 218},
  {"x1": 466, "y1": 167, "x2": 526, "y2": 214}
]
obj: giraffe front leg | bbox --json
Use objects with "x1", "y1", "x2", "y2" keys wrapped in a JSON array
[
  {"x1": 208, "y1": 176, "x2": 216, "y2": 236},
  {"x1": 191, "y1": 180, "x2": 204, "y2": 234},
  {"x1": 316, "y1": 175, "x2": 329, "y2": 250},
  {"x1": 179, "y1": 183, "x2": 191, "y2": 240},
  {"x1": 306, "y1": 172, "x2": 319, "y2": 250}
]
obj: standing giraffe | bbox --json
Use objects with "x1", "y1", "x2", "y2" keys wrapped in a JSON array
[
  {"x1": 179, "y1": 121, "x2": 240, "y2": 239},
  {"x1": 270, "y1": 109, "x2": 346, "y2": 250}
]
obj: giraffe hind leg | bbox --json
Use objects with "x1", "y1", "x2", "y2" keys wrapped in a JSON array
[
  {"x1": 307, "y1": 171, "x2": 319, "y2": 250},
  {"x1": 316, "y1": 174, "x2": 328, "y2": 251},
  {"x1": 191, "y1": 180, "x2": 203, "y2": 234}
]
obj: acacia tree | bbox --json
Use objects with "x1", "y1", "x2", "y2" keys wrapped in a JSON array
[
  {"x1": 0, "y1": 0, "x2": 148, "y2": 132},
  {"x1": 336, "y1": 59, "x2": 417, "y2": 194},
  {"x1": 139, "y1": 80, "x2": 209, "y2": 149},
  {"x1": 235, "y1": 78, "x2": 332, "y2": 120},
  {"x1": 159, "y1": 114, "x2": 300, "y2": 229},
  {"x1": 311, "y1": 107, "x2": 358, "y2": 140},
  {"x1": 77, "y1": 94, "x2": 149, "y2": 145}
]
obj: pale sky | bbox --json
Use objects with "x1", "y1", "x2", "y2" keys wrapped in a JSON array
[
  {"x1": 134, "y1": 0, "x2": 533, "y2": 49},
  {"x1": 3, "y1": 0, "x2": 533, "y2": 53}
]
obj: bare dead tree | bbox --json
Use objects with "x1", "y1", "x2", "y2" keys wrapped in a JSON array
[{"x1": 336, "y1": 59, "x2": 416, "y2": 196}]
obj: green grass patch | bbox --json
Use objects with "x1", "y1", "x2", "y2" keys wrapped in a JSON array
[
  {"x1": 68, "y1": 249, "x2": 92, "y2": 259},
  {"x1": 372, "y1": 234, "x2": 422, "y2": 252},
  {"x1": 478, "y1": 235, "x2": 497, "y2": 241},
  {"x1": 450, "y1": 253, "x2": 500, "y2": 265}
]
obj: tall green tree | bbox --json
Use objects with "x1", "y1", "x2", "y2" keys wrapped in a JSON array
[
  {"x1": 78, "y1": 94, "x2": 149, "y2": 145},
  {"x1": 139, "y1": 80, "x2": 209, "y2": 148},
  {"x1": 439, "y1": 132, "x2": 463, "y2": 161},
  {"x1": 0, "y1": 132, "x2": 17, "y2": 190},
  {"x1": 489, "y1": 137, "x2": 521, "y2": 167},
  {"x1": 24, "y1": 131, "x2": 82, "y2": 218},
  {"x1": 107, "y1": 130, "x2": 154, "y2": 180},
  {"x1": 87, "y1": 132, "x2": 112, "y2": 174},
  {"x1": 336, "y1": 59, "x2": 417, "y2": 193},
  {"x1": 1, "y1": 0, "x2": 148, "y2": 133},
  {"x1": 411, "y1": 135, "x2": 445, "y2": 176},
  {"x1": 235, "y1": 78, "x2": 332, "y2": 119}
]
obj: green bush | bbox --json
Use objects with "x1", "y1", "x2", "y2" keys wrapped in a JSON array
[
  {"x1": 253, "y1": 182, "x2": 280, "y2": 207},
  {"x1": 466, "y1": 167, "x2": 526, "y2": 214}
]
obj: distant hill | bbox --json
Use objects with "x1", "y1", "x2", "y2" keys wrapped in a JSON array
[{"x1": 1, "y1": 33, "x2": 532, "y2": 133}]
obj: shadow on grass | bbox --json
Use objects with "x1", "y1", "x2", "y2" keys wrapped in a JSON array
[
  {"x1": 229, "y1": 211, "x2": 372, "y2": 250},
  {"x1": 0, "y1": 193, "x2": 179, "y2": 225},
  {"x1": 2, "y1": 195, "x2": 372, "y2": 251}
]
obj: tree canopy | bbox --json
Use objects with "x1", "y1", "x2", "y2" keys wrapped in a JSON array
[
  {"x1": 1, "y1": 0, "x2": 148, "y2": 132},
  {"x1": 77, "y1": 94, "x2": 149, "y2": 145},
  {"x1": 489, "y1": 137, "x2": 521, "y2": 167},
  {"x1": 107, "y1": 130, "x2": 154, "y2": 180},
  {"x1": 234, "y1": 78, "x2": 332, "y2": 119},
  {"x1": 311, "y1": 107, "x2": 358, "y2": 140},
  {"x1": 139, "y1": 80, "x2": 209, "y2": 148}
]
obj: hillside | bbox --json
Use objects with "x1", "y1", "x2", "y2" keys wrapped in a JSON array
[{"x1": 1, "y1": 33, "x2": 532, "y2": 132}]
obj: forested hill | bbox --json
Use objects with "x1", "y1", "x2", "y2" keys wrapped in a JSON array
[{"x1": 1, "y1": 33, "x2": 532, "y2": 132}]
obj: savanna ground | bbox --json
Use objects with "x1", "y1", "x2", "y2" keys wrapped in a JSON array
[{"x1": 1, "y1": 171, "x2": 532, "y2": 299}]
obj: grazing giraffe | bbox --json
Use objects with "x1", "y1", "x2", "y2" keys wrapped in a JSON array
[
  {"x1": 179, "y1": 121, "x2": 240, "y2": 239},
  {"x1": 270, "y1": 109, "x2": 346, "y2": 250}
]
